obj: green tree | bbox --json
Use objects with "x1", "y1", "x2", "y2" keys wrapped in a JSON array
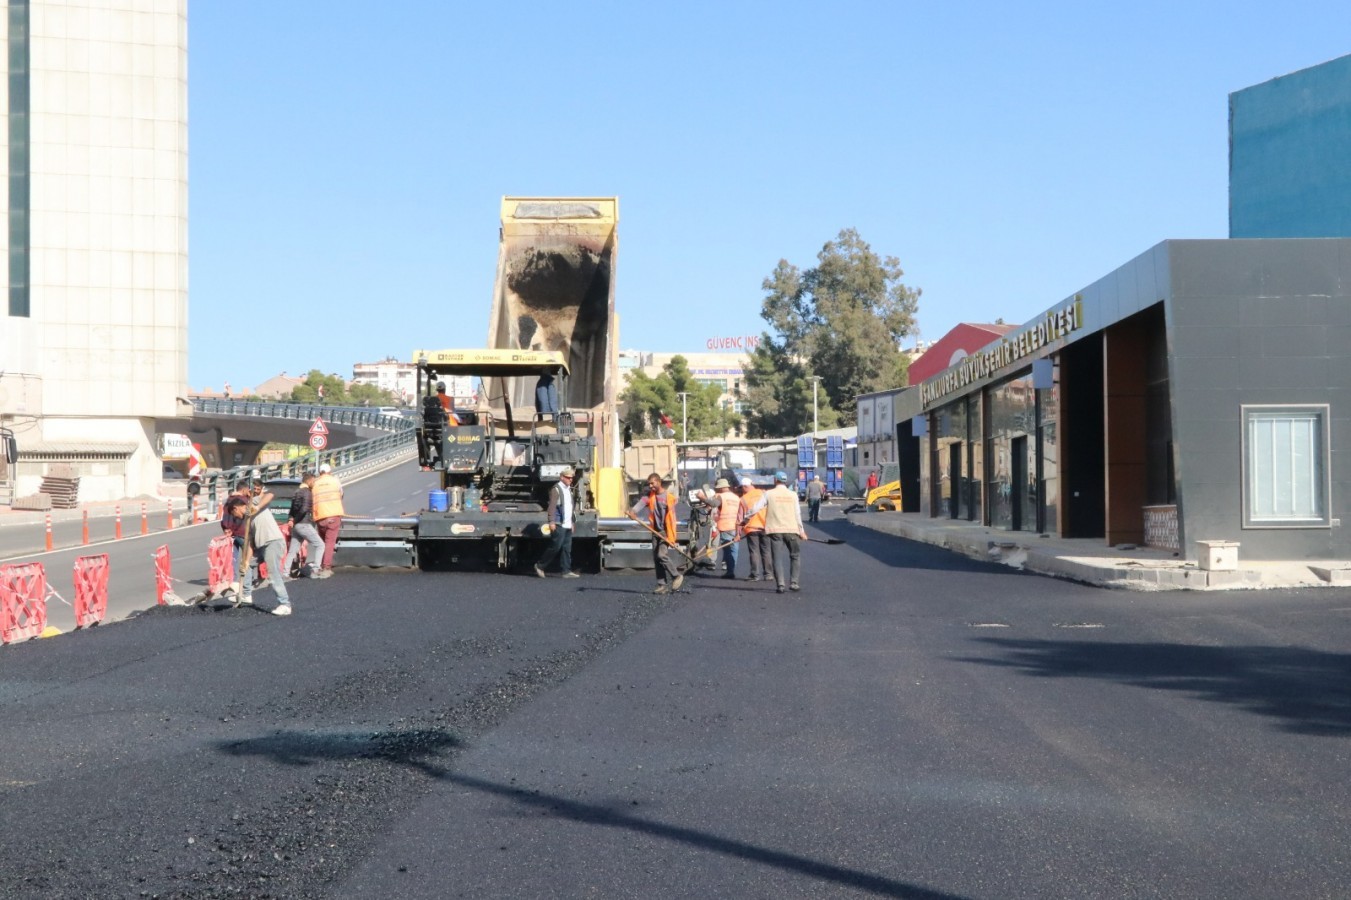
[
  {"x1": 348, "y1": 381, "x2": 398, "y2": 407},
  {"x1": 745, "y1": 228, "x2": 919, "y2": 436},
  {"x1": 619, "y1": 355, "x2": 742, "y2": 441},
  {"x1": 290, "y1": 370, "x2": 350, "y2": 405}
]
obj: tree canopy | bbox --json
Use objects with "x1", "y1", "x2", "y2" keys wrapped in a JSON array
[
  {"x1": 619, "y1": 355, "x2": 742, "y2": 441},
  {"x1": 743, "y1": 228, "x2": 920, "y2": 436},
  {"x1": 289, "y1": 370, "x2": 396, "y2": 407}
]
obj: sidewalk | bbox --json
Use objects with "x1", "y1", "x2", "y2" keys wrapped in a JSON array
[
  {"x1": 0, "y1": 495, "x2": 194, "y2": 527},
  {"x1": 846, "y1": 509, "x2": 1351, "y2": 591}
]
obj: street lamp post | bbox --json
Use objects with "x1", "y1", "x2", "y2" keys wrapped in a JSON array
[
  {"x1": 677, "y1": 391, "x2": 689, "y2": 442},
  {"x1": 810, "y1": 376, "x2": 821, "y2": 438}
]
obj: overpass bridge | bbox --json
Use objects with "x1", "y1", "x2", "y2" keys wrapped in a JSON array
[{"x1": 156, "y1": 399, "x2": 414, "y2": 469}]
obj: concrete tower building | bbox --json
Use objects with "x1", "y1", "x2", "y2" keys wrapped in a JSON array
[{"x1": 0, "y1": 0, "x2": 188, "y2": 501}]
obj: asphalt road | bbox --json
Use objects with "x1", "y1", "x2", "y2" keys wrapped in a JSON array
[
  {"x1": 0, "y1": 462, "x2": 432, "y2": 632},
  {"x1": 2, "y1": 502, "x2": 1350, "y2": 898}
]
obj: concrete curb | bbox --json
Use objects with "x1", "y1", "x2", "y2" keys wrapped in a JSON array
[{"x1": 847, "y1": 513, "x2": 1336, "y2": 592}]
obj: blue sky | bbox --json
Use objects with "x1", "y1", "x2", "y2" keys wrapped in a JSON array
[{"x1": 187, "y1": 1, "x2": 1351, "y2": 393}]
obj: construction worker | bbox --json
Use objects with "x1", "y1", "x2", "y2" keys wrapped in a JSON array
[
  {"x1": 629, "y1": 472, "x2": 682, "y2": 594},
  {"x1": 737, "y1": 477, "x2": 769, "y2": 581},
  {"x1": 283, "y1": 471, "x2": 324, "y2": 579},
  {"x1": 534, "y1": 466, "x2": 579, "y2": 578},
  {"x1": 689, "y1": 483, "x2": 718, "y2": 569},
  {"x1": 224, "y1": 491, "x2": 292, "y2": 616},
  {"x1": 440, "y1": 381, "x2": 463, "y2": 426},
  {"x1": 744, "y1": 471, "x2": 807, "y2": 593},
  {"x1": 806, "y1": 475, "x2": 826, "y2": 523},
  {"x1": 311, "y1": 463, "x2": 345, "y2": 578},
  {"x1": 710, "y1": 477, "x2": 741, "y2": 579}
]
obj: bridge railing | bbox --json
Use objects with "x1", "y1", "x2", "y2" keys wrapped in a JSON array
[
  {"x1": 192, "y1": 400, "x2": 418, "y2": 512},
  {"x1": 190, "y1": 398, "x2": 416, "y2": 431}
]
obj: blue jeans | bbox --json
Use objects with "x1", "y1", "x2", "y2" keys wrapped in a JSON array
[
  {"x1": 284, "y1": 522, "x2": 324, "y2": 576},
  {"x1": 718, "y1": 532, "x2": 739, "y2": 576},
  {"x1": 243, "y1": 540, "x2": 290, "y2": 606}
]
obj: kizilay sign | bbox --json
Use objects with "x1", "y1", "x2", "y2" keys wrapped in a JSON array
[{"x1": 920, "y1": 297, "x2": 1083, "y2": 409}]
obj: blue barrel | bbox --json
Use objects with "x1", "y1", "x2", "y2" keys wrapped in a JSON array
[{"x1": 428, "y1": 489, "x2": 448, "y2": 512}]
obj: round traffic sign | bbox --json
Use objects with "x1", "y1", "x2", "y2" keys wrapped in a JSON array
[{"x1": 309, "y1": 434, "x2": 328, "y2": 450}]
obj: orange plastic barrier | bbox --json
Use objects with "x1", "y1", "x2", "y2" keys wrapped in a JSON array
[
  {"x1": 152, "y1": 545, "x2": 172, "y2": 605},
  {"x1": 1, "y1": 563, "x2": 48, "y2": 644},
  {"x1": 207, "y1": 535, "x2": 233, "y2": 589},
  {"x1": 73, "y1": 554, "x2": 110, "y2": 629}
]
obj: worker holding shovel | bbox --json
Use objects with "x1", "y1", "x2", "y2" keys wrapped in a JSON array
[
  {"x1": 742, "y1": 471, "x2": 809, "y2": 594},
  {"x1": 628, "y1": 472, "x2": 684, "y2": 594}
]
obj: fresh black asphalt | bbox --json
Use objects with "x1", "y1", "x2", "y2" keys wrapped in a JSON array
[{"x1": 2, "y1": 507, "x2": 1350, "y2": 898}]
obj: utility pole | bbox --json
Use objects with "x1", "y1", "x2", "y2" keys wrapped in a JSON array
[{"x1": 677, "y1": 392, "x2": 689, "y2": 442}]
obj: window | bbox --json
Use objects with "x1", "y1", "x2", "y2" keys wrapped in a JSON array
[{"x1": 1242, "y1": 405, "x2": 1329, "y2": 527}]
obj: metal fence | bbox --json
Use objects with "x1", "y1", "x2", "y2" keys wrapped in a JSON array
[{"x1": 191, "y1": 398, "x2": 415, "y2": 431}]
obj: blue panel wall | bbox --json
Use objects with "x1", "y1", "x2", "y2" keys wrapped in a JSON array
[{"x1": 1230, "y1": 53, "x2": 1351, "y2": 238}]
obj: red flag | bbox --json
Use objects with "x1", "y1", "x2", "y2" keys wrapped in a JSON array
[{"x1": 659, "y1": 410, "x2": 674, "y2": 430}]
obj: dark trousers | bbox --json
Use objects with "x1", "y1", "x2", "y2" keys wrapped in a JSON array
[
  {"x1": 769, "y1": 533, "x2": 802, "y2": 589},
  {"x1": 652, "y1": 541, "x2": 678, "y2": 586},
  {"x1": 743, "y1": 530, "x2": 769, "y2": 578},
  {"x1": 808, "y1": 499, "x2": 821, "y2": 522},
  {"x1": 537, "y1": 526, "x2": 573, "y2": 573}
]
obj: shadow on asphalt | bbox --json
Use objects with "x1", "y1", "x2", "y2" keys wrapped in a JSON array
[
  {"x1": 218, "y1": 727, "x2": 970, "y2": 900},
  {"x1": 812, "y1": 515, "x2": 1043, "y2": 578},
  {"x1": 220, "y1": 727, "x2": 464, "y2": 766},
  {"x1": 961, "y1": 637, "x2": 1351, "y2": 737}
]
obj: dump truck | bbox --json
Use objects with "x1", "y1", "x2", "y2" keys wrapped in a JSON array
[
  {"x1": 488, "y1": 196, "x2": 621, "y2": 467},
  {"x1": 336, "y1": 197, "x2": 686, "y2": 572}
]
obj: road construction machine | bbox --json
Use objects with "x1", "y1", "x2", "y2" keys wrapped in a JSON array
[{"x1": 338, "y1": 197, "x2": 685, "y2": 572}]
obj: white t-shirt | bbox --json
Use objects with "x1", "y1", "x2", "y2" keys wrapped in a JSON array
[{"x1": 556, "y1": 482, "x2": 574, "y2": 530}]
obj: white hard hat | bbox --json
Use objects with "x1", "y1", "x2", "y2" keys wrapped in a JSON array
[{"x1": 319, "y1": 463, "x2": 332, "y2": 474}]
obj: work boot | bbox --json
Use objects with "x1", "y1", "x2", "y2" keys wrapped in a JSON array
[
  {"x1": 534, "y1": 565, "x2": 547, "y2": 579},
  {"x1": 672, "y1": 572, "x2": 684, "y2": 591},
  {"x1": 652, "y1": 584, "x2": 669, "y2": 595},
  {"x1": 562, "y1": 571, "x2": 580, "y2": 579}
]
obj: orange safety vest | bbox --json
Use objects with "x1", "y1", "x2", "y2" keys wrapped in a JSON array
[
  {"x1": 714, "y1": 490, "x2": 740, "y2": 534},
  {"x1": 311, "y1": 474, "x2": 345, "y2": 521},
  {"x1": 739, "y1": 487, "x2": 766, "y2": 532},
  {"x1": 641, "y1": 490, "x2": 678, "y2": 543}
]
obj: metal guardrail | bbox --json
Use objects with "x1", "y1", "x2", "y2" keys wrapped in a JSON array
[
  {"x1": 192, "y1": 399, "x2": 418, "y2": 512},
  {"x1": 190, "y1": 398, "x2": 415, "y2": 431}
]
